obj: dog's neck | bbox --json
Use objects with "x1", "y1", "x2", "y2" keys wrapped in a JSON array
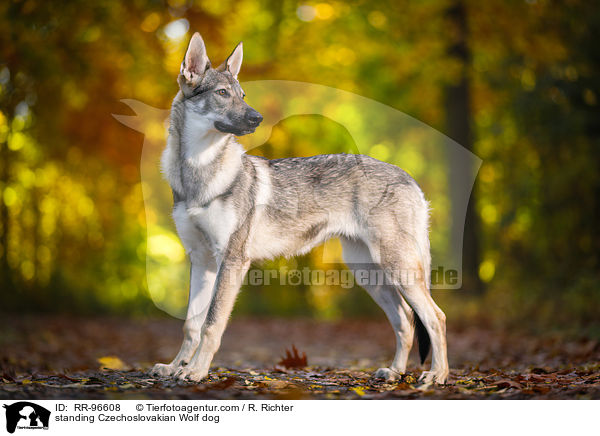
[
  {"x1": 170, "y1": 105, "x2": 244, "y2": 206},
  {"x1": 181, "y1": 109, "x2": 235, "y2": 167}
]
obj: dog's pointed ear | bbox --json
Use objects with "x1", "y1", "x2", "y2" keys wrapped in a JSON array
[
  {"x1": 181, "y1": 32, "x2": 210, "y2": 86},
  {"x1": 217, "y1": 42, "x2": 243, "y2": 79}
]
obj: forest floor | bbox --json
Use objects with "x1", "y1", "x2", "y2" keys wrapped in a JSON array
[{"x1": 0, "y1": 315, "x2": 598, "y2": 399}]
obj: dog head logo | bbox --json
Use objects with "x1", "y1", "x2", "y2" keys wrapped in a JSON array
[{"x1": 3, "y1": 402, "x2": 50, "y2": 433}]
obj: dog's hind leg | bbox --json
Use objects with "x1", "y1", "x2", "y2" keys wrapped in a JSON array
[
  {"x1": 341, "y1": 237, "x2": 415, "y2": 381},
  {"x1": 368, "y1": 231, "x2": 448, "y2": 384},
  {"x1": 396, "y1": 280, "x2": 447, "y2": 384},
  {"x1": 151, "y1": 249, "x2": 217, "y2": 377}
]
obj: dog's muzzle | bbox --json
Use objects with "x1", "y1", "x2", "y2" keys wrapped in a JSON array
[
  {"x1": 215, "y1": 110, "x2": 263, "y2": 136},
  {"x1": 245, "y1": 109, "x2": 263, "y2": 128}
]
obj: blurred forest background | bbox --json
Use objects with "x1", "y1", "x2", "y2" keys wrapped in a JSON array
[{"x1": 0, "y1": 0, "x2": 598, "y2": 337}]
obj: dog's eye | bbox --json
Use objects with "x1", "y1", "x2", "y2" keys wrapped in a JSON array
[{"x1": 216, "y1": 89, "x2": 228, "y2": 96}]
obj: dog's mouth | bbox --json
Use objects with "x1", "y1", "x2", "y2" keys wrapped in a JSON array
[{"x1": 214, "y1": 121, "x2": 260, "y2": 136}]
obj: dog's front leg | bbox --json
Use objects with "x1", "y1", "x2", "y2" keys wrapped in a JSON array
[
  {"x1": 175, "y1": 255, "x2": 250, "y2": 382},
  {"x1": 151, "y1": 251, "x2": 217, "y2": 377}
]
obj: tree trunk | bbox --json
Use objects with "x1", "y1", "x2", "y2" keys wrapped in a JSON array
[{"x1": 444, "y1": 0, "x2": 483, "y2": 293}]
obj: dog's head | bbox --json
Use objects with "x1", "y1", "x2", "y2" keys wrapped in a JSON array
[{"x1": 177, "y1": 32, "x2": 262, "y2": 136}]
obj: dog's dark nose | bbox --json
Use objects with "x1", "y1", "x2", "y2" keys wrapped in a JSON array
[{"x1": 246, "y1": 111, "x2": 263, "y2": 125}]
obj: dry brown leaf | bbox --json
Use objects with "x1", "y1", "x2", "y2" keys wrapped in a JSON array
[
  {"x1": 495, "y1": 379, "x2": 523, "y2": 389},
  {"x1": 2, "y1": 373, "x2": 15, "y2": 383},
  {"x1": 260, "y1": 380, "x2": 290, "y2": 389},
  {"x1": 193, "y1": 376, "x2": 238, "y2": 392},
  {"x1": 277, "y1": 345, "x2": 307, "y2": 369}
]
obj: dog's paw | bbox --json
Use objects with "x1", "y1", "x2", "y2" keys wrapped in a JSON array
[
  {"x1": 186, "y1": 368, "x2": 209, "y2": 382},
  {"x1": 150, "y1": 363, "x2": 177, "y2": 377},
  {"x1": 418, "y1": 369, "x2": 448, "y2": 385},
  {"x1": 174, "y1": 366, "x2": 209, "y2": 383},
  {"x1": 373, "y1": 367, "x2": 403, "y2": 382}
]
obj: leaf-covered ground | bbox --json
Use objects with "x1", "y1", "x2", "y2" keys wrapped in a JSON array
[{"x1": 0, "y1": 316, "x2": 598, "y2": 399}]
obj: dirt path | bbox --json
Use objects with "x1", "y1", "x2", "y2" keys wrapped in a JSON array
[{"x1": 0, "y1": 316, "x2": 598, "y2": 399}]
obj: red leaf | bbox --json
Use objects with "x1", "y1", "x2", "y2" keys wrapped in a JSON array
[
  {"x1": 495, "y1": 379, "x2": 523, "y2": 389},
  {"x1": 210, "y1": 376, "x2": 237, "y2": 390},
  {"x1": 192, "y1": 376, "x2": 237, "y2": 392},
  {"x1": 277, "y1": 345, "x2": 307, "y2": 369},
  {"x1": 523, "y1": 374, "x2": 546, "y2": 383}
]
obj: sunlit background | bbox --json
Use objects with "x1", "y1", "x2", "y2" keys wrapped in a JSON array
[{"x1": 1, "y1": 0, "x2": 598, "y2": 335}]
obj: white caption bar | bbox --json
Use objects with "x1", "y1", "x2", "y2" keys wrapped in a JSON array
[{"x1": 0, "y1": 400, "x2": 594, "y2": 435}]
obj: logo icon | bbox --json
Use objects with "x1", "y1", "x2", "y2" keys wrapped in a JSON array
[{"x1": 3, "y1": 402, "x2": 50, "y2": 433}]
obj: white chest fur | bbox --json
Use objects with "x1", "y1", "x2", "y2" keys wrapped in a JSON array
[
  {"x1": 165, "y1": 104, "x2": 245, "y2": 258},
  {"x1": 173, "y1": 201, "x2": 237, "y2": 260}
]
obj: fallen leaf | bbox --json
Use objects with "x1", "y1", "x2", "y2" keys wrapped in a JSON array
[
  {"x1": 495, "y1": 379, "x2": 523, "y2": 389},
  {"x1": 277, "y1": 345, "x2": 307, "y2": 369},
  {"x1": 404, "y1": 375, "x2": 416, "y2": 384},
  {"x1": 350, "y1": 386, "x2": 366, "y2": 396},
  {"x1": 530, "y1": 385, "x2": 551, "y2": 394},
  {"x1": 261, "y1": 380, "x2": 290, "y2": 389},
  {"x1": 97, "y1": 356, "x2": 128, "y2": 371},
  {"x1": 199, "y1": 376, "x2": 237, "y2": 391},
  {"x1": 523, "y1": 374, "x2": 546, "y2": 383},
  {"x1": 2, "y1": 373, "x2": 15, "y2": 383},
  {"x1": 59, "y1": 373, "x2": 80, "y2": 383}
]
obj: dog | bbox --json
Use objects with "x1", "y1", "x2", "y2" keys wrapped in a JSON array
[{"x1": 150, "y1": 32, "x2": 449, "y2": 384}]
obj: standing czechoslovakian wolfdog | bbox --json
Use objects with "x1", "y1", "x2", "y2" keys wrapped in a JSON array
[{"x1": 150, "y1": 32, "x2": 449, "y2": 384}]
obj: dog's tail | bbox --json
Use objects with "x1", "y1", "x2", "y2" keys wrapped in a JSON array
[
  {"x1": 415, "y1": 315, "x2": 431, "y2": 364},
  {"x1": 414, "y1": 189, "x2": 432, "y2": 364}
]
